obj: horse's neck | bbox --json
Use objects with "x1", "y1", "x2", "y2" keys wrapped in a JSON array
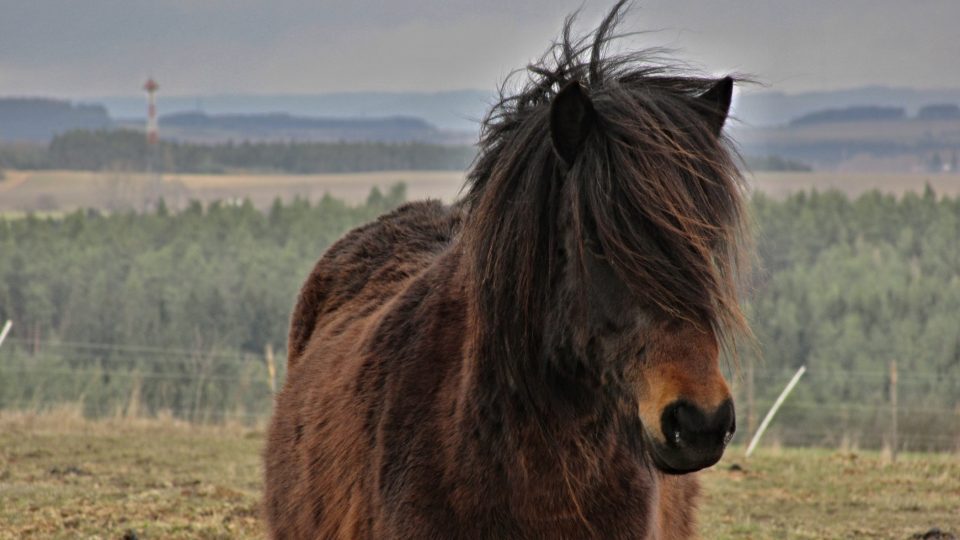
[
  {"x1": 449, "y1": 360, "x2": 650, "y2": 526},
  {"x1": 454, "y1": 330, "x2": 639, "y2": 482},
  {"x1": 436, "y1": 247, "x2": 657, "y2": 528}
]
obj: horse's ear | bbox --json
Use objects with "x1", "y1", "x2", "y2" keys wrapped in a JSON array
[
  {"x1": 696, "y1": 76, "x2": 734, "y2": 135},
  {"x1": 550, "y1": 81, "x2": 595, "y2": 167}
]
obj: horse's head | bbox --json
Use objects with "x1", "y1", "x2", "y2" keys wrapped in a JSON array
[
  {"x1": 549, "y1": 69, "x2": 745, "y2": 474},
  {"x1": 463, "y1": 2, "x2": 749, "y2": 475}
]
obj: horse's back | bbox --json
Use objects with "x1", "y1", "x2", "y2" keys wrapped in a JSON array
[
  {"x1": 265, "y1": 200, "x2": 461, "y2": 538},
  {"x1": 286, "y1": 200, "x2": 460, "y2": 365}
]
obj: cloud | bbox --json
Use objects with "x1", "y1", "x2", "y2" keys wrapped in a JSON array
[{"x1": 0, "y1": 0, "x2": 957, "y2": 97}]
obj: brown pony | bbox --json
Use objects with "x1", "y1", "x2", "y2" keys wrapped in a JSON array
[{"x1": 265, "y1": 2, "x2": 750, "y2": 538}]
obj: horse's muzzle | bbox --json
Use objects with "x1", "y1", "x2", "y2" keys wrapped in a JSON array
[{"x1": 649, "y1": 398, "x2": 735, "y2": 474}]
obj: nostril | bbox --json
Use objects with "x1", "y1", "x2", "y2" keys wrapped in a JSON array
[
  {"x1": 717, "y1": 399, "x2": 736, "y2": 438},
  {"x1": 714, "y1": 400, "x2": 736, "y2": 447},
  {"x1": 723, "y1": 431, "x2": 734, "y2": 445},
  {"x1": 661, "y1": 400, "x2": 702, "y2": 447},
  {"x1": 661, "y1": 399, "x2": 736, "y2": 448}
]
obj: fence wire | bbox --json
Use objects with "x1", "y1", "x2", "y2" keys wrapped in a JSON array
[{"x1": 1, "y1": 339, "x2": 958, "y2": 451}]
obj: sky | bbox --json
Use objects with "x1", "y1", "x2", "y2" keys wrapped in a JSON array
[{"x1": 1, "y1": 0, "x2": 958, "y2": 98}]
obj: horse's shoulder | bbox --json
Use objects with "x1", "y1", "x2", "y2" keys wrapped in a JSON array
[{"x1": 287, "y1": 200, "x2": 460, "y2": 363}]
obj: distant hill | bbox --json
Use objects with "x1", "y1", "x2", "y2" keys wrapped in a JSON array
[
  {"x1": 733, "y1": 86, "x2": 960, "y2": 127},
  {"x1": 789, "y1": 106, "x2": 905, "y2": 127},
  {"x1": 736, "y1": 117, "x2": 960, "y2": 171},
  {"x1": 916, "y1": 104, "x2": 960, "y2": 120},
  {"x1": 7, "y1": 86, "x2": 960, "y2": 173},
  {"x1": 0, "y1": 98, "x2": 111, "y2": 142},
  {"x1": 97, "y1": 90, "x2": 493, "y2": 132},
  {"x1": 94, "y1": 86, "x2": 960, "y2": 133},
  {"x1": 148, "y1": 112, "x2": 466, "y2": 144},
  {"x1": 729, "y1": 88, "x2": 960, "y2": 171},
  {"x1": 0, "y1": 95, "x2": 478, "y2": 145}
]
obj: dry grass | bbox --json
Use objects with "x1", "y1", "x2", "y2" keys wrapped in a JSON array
[
  {"x1": 3, "y1": 169, "x2": 960, "y2": 216},
  {"x1": 1, "y1": 410, "x2": 957, "y2": 539},
  {"x1": 0, "y1": 169, "x2": 466, "y2": 214},
  {"x1": 0, "y1": 408, "x2": 264, "y2": 539},
  {"x1": 700, "y1": 446, "x2": 960, "y2": 539},
  {"x1": 747, "y1": 171, "x2": 960, "y2": 199}
]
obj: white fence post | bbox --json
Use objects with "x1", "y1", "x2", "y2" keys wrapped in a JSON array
[
  {"x1": 889, "y1": 360, "x2": 898, "y2": 462},
  {"x1": 0, "y1": 320, "x2": 11, "y2": 349},
  {"x1": 746, "y1": 365, "x2": 807, "y2": 457}
]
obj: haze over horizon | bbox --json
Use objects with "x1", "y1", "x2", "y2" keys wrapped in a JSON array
[{"x1": 2, "y1": 0, "x2": 959, "y2": 100}]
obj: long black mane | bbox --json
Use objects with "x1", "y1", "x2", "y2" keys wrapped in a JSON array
[{"x1": 462, "y1": 1, "x2": 750, "y2": 387}]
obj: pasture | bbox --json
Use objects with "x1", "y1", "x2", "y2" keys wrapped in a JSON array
[
  {"x1": 3, "y1": 169, "x2": 960, "y2": 215},
  {"x1": 0, "y1": 412, "x2": 956, "y2": 539},
  {"x1": 2, "y1": 172, "x2": 959, "y2": 537},
  {"x1": 0, "y1": 169, "x2": 466, "y2": 213}
]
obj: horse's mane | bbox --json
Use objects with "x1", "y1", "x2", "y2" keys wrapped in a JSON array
[{"x1": 462, "y1": 1, "x2": 750, "y2": 382}]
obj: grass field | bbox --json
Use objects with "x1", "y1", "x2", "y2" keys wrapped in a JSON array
[
  {"x1": 2, "y1": 169, "x2": 960, "y2": 215},
  {"x1": 0, "y1": 170, "x2": 467, "y2": 213},
  {"x1": 746, "y1": 171, "x2": 960, "y2": 199},
  {"x1": 1, "y1": 412, "x2": 957, "y2": 539}
]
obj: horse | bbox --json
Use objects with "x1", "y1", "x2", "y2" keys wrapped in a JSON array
[{"x1": 264, "y1": 2, "x2": 750, "y2": 538}]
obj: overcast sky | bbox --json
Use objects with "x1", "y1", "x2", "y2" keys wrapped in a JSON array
[{"x1": 1, "y1": 0, "x2": 958, "y2": 98}]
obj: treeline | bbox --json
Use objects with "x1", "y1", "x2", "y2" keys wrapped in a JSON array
[
  {"x1": 0, "y1": 128, "x2": 811, "y2": 175},
  {"x1": 0, "y1": 185, "x2": 407, "y2": 421},
  {"x1": 0, "y1": 187, "x2": 957, "y2": 449},
  {"x1": 790, "y1": 103, "x2": 960, "y2": 126},
  {"x1": 744, "y1": 154, "x2": 812, "y2": 172},
  {"x1": 0, "y1": 143, "x2": 47, "y2": 171},
  {"x1": 747, "y1": 187, "x2": 960, "y2": 449},
  {"x1": 0, "y1": 129, "x2": 477, "y2": 173}
]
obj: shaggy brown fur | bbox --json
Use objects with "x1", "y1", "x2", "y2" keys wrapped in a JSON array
[{"x1": 265, "y1": 2, "x2": 750, "y2": 538}]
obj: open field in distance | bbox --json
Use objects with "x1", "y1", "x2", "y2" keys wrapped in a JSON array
[
  {"x1": 2, "y1": 169, "x2": 960, "y2": 214},
  {"x1": 0, "y1": 412, "x2": 957, "y2": 539},
  {"x1": 0, "y1": 170, "x2": 467, "y2": 213},
  {"x1": 747, "y1": 171, "x2": 960, "y2": 199}
]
